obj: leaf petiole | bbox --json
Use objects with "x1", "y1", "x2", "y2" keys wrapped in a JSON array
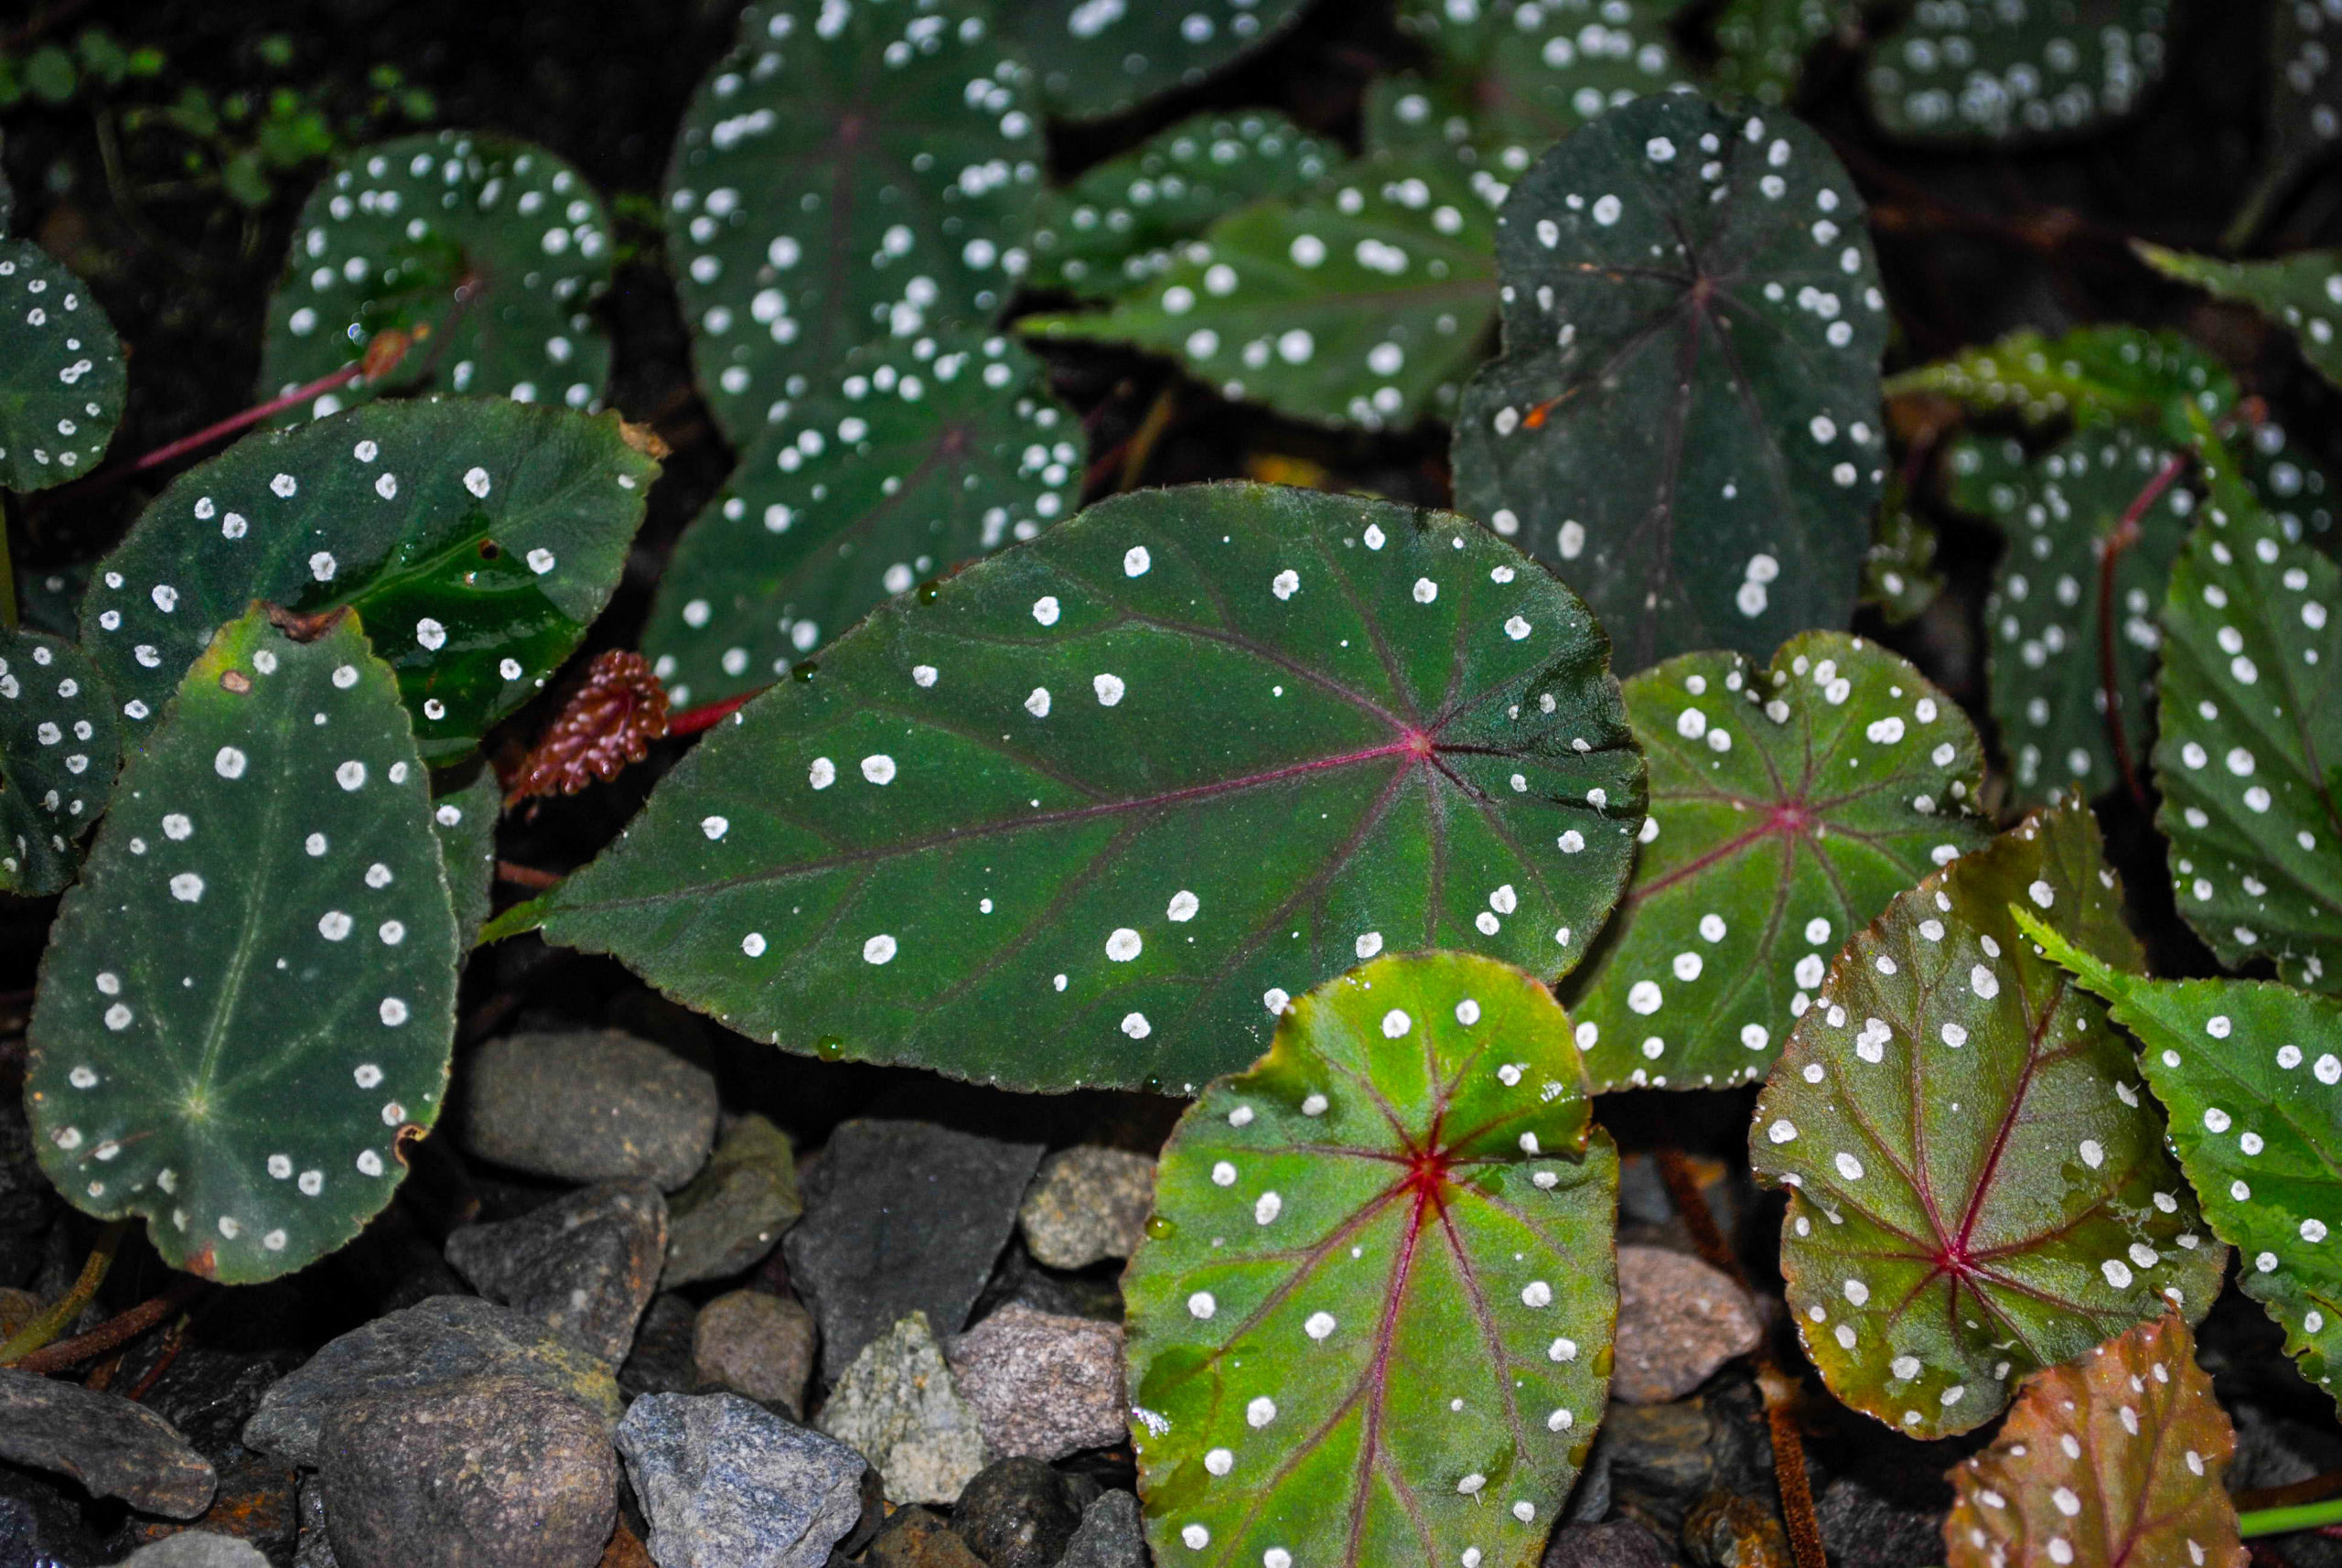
[{"x1": 2238, "y1": 1498, "x2": 2342, "y2": 1539}]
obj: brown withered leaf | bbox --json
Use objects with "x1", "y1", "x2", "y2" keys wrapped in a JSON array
[{"x1": 506, "y1": 650, "x2": 668, "y2": 804}]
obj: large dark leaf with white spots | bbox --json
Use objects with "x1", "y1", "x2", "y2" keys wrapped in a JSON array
[
  {"x1": 1563, "y1": 633, "x2": 1990, "y2": 1092},
  {"x1": 2234, "y1": 1, "x2": 2342, "y2": 245},
  {"x1": 2018, "y1": 919, "x2": 2342, "y2": 1416},
  {"x1": 1864, "y1": 0, "x2": 2171, "y2": 143},
  {"x1": 80, "y1": 400, "x2": 659, "y2": 765},
  {"x1": 1124, "y1": 951, "x2": 1617, "y2": 1568},
  {"x1": 261, "y1": 132, "x2": 616, "y2": 419},
  {"x1": 1451, "y1": 94, "x2": 1889, "y2": 673},
  {"x1": 510, "y1": 483, "x2": 1645, "y2": 1094},
  {"x1": 0, "y1": 628, "x2": 119, "y2": 896},
  {"x1": 1712, "y1": 0, "x2": 1862, "y2": 107},
  {"x1": 994, "y1": 0, "x2": 1307, "y2": 121},
  {"x1": 2138, "y1": 244, "x2": 2342, "y2": 393},
  {"x1": 24, "y1": 607, "x2": 458, "y2": 1283},
  {"x1": 0, "y1": 236, "x2": 124, "y2": 492},
  {"x1": 1749, "y1": 800, "x2": 2223, "y2": 1438},
  {"x1": 644, "y1": 332, "x2": 1079, "y2": 710},
  {"x1": 664, "y1": 0, "x2": 1043, "y2": 445}
]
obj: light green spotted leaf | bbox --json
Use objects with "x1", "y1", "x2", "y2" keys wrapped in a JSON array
[
  {"x1": 1863, "y1": 482, "x2": 1944, "y2": 625},
  {"x1": 0, "y1": 235, "x2": 125, "y2": 492},
  {"x1": 2138, "y1": 244, "x2": 2342, "y2": 394},
  {"x1": 1864, "y1": 0, "x2": 2171, "y2": 144},
  {"x1": 1712, "y1": 0, "x2": 1862, "y2": 107},
  {"x1": 995, "y1": 0, "x2": 1308, "y2": 120},
  {"x1": 1749, "y1": 799, "x2": 2224, "y2": 1438},
  {"x1": 644, "y1": 331, "x2": 1080, "y2": 710},
  {"x1": 432, "y1": 768, "x2": 500, "y2": 950},
  {"x1": 1563, "y1": 632, "x2": 1991, "y2": 1091},
  {"x1": 0, "y1": 628, "x2": 120, "y2": 896},
  {"x1": 665, "y1": 0, "x2": 1044, "y2": 445},
  {"x1": 25, "y1": 607, "x2": 459, "y2": 1283},
  {"x1": 1125, "y1": 951, "x2": 1617, "y2": 1568}
]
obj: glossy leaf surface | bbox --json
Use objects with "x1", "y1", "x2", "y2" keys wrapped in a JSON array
[
  {"x1": 1750, "y1": 800, "x2": 2223, "y2": 1438},
  {"x1": 80, "y1": 400, "x2": 659, "y2": 764},
  {"x1": 1452, "y1": 93, "x2": 1888, "y2": 671},
  {"x1": 25, "y1": 607, "x2": 459, "y2": 1283},
  {"x1": 645, "y1": 331, "x2": 1079, "y2": 708},
  {"x1": 1563, "y1": 633, "x2": 1990, "y2": 1091},
  {"x1": 2139, "y1": 244, "x2": 2342, "y2": 392},
  {"x1": 522, "y1": 483, "x2": 1644, "y2": 1093},
  {"x1": 0, "y1": 628, "x2": 119, "y2": 896},
  {"x1": 996, "y1": 0, "x2": 1305, "y2": 120},
  {"x1": 0, "y1": 237, "x2": 124, "y2": 492},
  {"x1": 1864, "y1": 0, "x2": 2171, "y2": 143},
  {"x1": 433, "y1": 768, "x2": 500, "y2": 951},
  {"x1": 1392, "y1": 0, "x2": 1690, "y2": 167},
  {"x1": 1125, "y1": 951, "x2": 1617, "y2": 1568},
  {"x1": 1885, "y1": 324, "x2": 2224, "y2": 437}
]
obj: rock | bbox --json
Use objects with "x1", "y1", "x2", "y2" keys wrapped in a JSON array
[
  {"x1": 947, "y1": 1304, "x2": 1126, "y2": 1461},
  {"x1": 663, "y1": 1116, "x2": 802, "y2": 1286},
  {"x1": 1814, "y1": 1475, "x2": 1949, "y2": 1568},
  {"x1": 446, "y1": 1180, "x2": 669, "y2": 1363},
  {"x1": 1604, "y1": 1402, "x2": 1717, "y2": 1536},
  {"x1": 0, "y1": 1093, "x2": 51, "y2": 1254},
  {"x1": 1542, "y1": 1519, "x2": 1673, "y2": 1568},
  {"x1": 1681, "y1": 1489, "x2": 1791, "y2": 1568},
  {"x1": 1610, "y1": 1247, "x2": 1761, "y2": 1403},
  {"x1": 137, "y1": 1347, "x2": 306, "y2": 1467},
  {"x1": 242, "y1": 1295, "x2": 622, "y2": 1467},
  {"x1": 295, "y1": 1473, "x2": 337, "y2": 1568},
  {"x1": 814, "y1": 1311, "x2": 986, "y2": 1506},
  {"x1": 974, "y1": 1243, "x2": 1123, "y2": 1325},
  {"x1": 784, "y1": 1120, "x2": 1044, "y2": 1380},
  {"x1": 318, "y1": 1372, "x2": 618, "y2": 1568},
  {"x1": 459, "y1": 1029, "x2": 718, "y2": 1191},
  {"x1": 0, "y1": 1366, "x2": 216, "y2": 1517},
  {"x1": 693, "y1": 1291, "x2": 815, "y2": 1415},
  {"x1": 622, "y1": 1292, "x2": 703, "y2": 1402},
  {"x1": 121, "y1": 1532, "x2": 274, "y2": 1568},
  {"x1": 1058, "y1": 1490, "x2": 1145, "y2": 1568},
  {"x1": 616, "y1": 1391, "x2": 865, "y2": 1568},
  {"x1": 0, "y1": 1463, "x2": 107, "y2": 1568},
  {"x1": 865, "y1": 1507, "x2": 986, "y2": 1568},
  {"x1": 1016, "y1": 1148, "x2": 1155, "y2": 1271},
  {"x1": 111, "y1": 1456, "x2": 298, "y2": 1561},
  {"x1": 951, "y1": 1458, "x2": 1096, "y2": 1568}
]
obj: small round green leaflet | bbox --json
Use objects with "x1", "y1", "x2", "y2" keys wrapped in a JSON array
[
  {"x1": 1124, "y1": 952, "x2": 1617, "y2": 1568},
  {"x1": 1392, "y1": 0, "x2": 1690, "y2": 169},
  {"x1": 1749, "y1": 800, "x2": 2224, "y2": 1439},
  {"x1": 516, "y1": 483, "x2": 1645, "y2": 1093},
  {"x1": 994, "y1": 0, "x2": 1308, "y2": 120},
  {"x1": 0, "y1": 627, "x2": 120, "y2": 896},
  {"x1": 1562, "y1": 633, "x2": 1990, "y2": 1091},
  {"x1": 25, "y1": 607, "x2": 459, "y2": 1283},
  {"x1": 664, "y1": 0, "x2": 1045, "y2": 446},
  {"x1": 79, "y1": 399, "x2": 660, "y2": 765},
  {"x1": 0, "y1": 236, "x2": 125, "y2": 492},
  {"x1": 1864, "y1": 0, "x2": 2171, "y2": 143},
  {"x1": 2016, "y1": 916, "x2": 2342, "y2": 1414},
  {"x1": 644, "y1": 332, "x2": 1079, "y2": 710},
  {"x1": 2138, "y1": 244, "x2": 2342, "y2": 394},
  {"x1": 1451, "y1": 94, "x2": 1889, "y2": 673},
  {"x1": 261, "y1": 132, "x2": 616, "y2": 419}
]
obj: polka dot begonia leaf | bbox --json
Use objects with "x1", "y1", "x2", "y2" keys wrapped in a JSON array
[
  {"x1": 16, "y1": 560, "x2": 91, "y2": 639},
  {"x1": 1562, "y1": 632, "x2": 1991, "y2": 1092},
  {"x1": 1451, "y1": 93, "x2": 1888, "y2": 673},
  {"x1": 2017, "y1": 916, "x2": 2342, "y2": 1417},
  {"x1": 1863, "y1": 482, "x2": 1944, "y2": 625},
  {"x1": 994, "y1": 0, "x2": 1309, "y2": 121},
  {"x1": 25, "y1": 607, "x2": 459, "y2": 1284},
  {"x1": 664, "y1": 0, "x2": 1045, "y2": 445},
  {"x1": 1864, "y1": 0, "x2": 2171, "y2": 144},
  {"x1": 80, "y1": 399, "x2": 660, "y2": 766},
  {"x1": 2235, "y1": 0, "x2": 2342, "y2": 245},
  {"x1": 0, "y1": 627, "x2": 121, "y2": 897},
  {"x1": 644, "y1": 331, "x2": 1080, "y2": 710},
  {"x1": 2137, "y1": 243, "x2": 2342, "y2": 395},
  {"x1": 431, "y1": 768, "x2": 500, "y2": 951},
  {"x1": 1749, "y1": 797, "x2": 2225, "y2": 1440},
  {"x1": 0, "y1": 236, "x2": 126, "y2": 493},
  {"x1": 260, "y1": 132, "x2": 616, "y2": 421},
  {"x1": 1711, "y1": 0, "x2": 1862, "y2": 108},
  {"x1": 514, "y1": 482, "x2": 1646, "y2": 1094},
  {"x1": 1943, "y1": 1313, "x2": 2248, "y2": 1568},
  {"x1": 1123, "y1": 951, "x2": 1617, "y2": 1568}
]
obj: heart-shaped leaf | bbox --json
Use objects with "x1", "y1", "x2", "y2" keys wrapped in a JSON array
[
  {"x1": 1563, "y1": 632, "x2": 1990, "y2": 1091},
  {"x1": 261, "y1": 132, "x2": 616, "y2": 420},
  {"x1": 1749, "y1": 798, "x2": 2224, "y2": 1438},
  {"x1": 0, "y1": 236, "x2": 125, "y2": 492},
  {"x1": 1863, "y1": 0, "x2": 2172, "y2": 143},
  {"x1": 1864, "y1": 481, "x2": 1944, "y2": 625},
  {"x1": 79, "y1": 399, "x2": 659, "y2": 764},
  {"x1": 664, "y1": 0, "x2": 1044, "y2": 445},
  {"x1": 994, "y1": 0, "x2": 1307, "y2": 120},
  {"x1": 0, "y1": 627, "x2": 120, "y2": 896},
  {"x1": 1713, "y1": 0, "x2": 1862, "y2": 107},
  {"x1": 432, "y1": 768, "x2": 500, "y2": 950},
  {"x1": 644, "y1": 331, "x2": 1079, "y2": 710},
  {"x1": 1451, "y1": 93, "x2": 1889, "y2": 672},
  {"x1": 1124, "y1": 950, "x2": 1617, "y2": 1568},
  {"x1": 511, "y1": 482, "x2": 1645, "y2": 1093},
  {"x1": 1391, "y1": 0, "x2": 1692, "y2": 167},
  {"x1": 1943, "y1": 1313, "x2": 2248, "y2": 1568},
  {"x1": 25, "y1": 606, "x2": 459, "y2": 1283},
  {"x1": 2016, "y1": 918, "x2": 2342, "y2": 1415},
  {"x1": 2138, "y1": 244, "x2": 2342, "y2": 393}
]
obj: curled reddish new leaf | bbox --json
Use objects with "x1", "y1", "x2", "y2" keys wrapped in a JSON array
[{"x1": 507, "y1": 651, "x2": 670, "y2": 804}]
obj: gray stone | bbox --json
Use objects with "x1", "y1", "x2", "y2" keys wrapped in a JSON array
[
  {"x1": 951, "y1": 1458, "x2": 1096, "y2": 1568},
  {"x1": 446, "y1": 1180, "x2": 668, "y2": 1363},
  {"x1": 785, "y1": 1120, "x2": 1043, "y2": 1380},
  {"x1": 623, "y1": 1292, "x2": 704, "y2": 1402},
  {"x1": 814, "y1": 1312, "x2": 985, "y2": 1506},
  {"x1": 693, "y1": 1291, "x2": 815, "y2": 1414},
  {"x1": 242, "y1": 1295, "x2": 621, "y2": 1466},
  {"x1": 1016, "y1": 1148, "x2": 1155, "y2": 1271},
  {"x1": 664, "y1": 1116, "x2": 802, "y2": 1286},
  {"x1": 1541, "y1": 1519, "x2": 1672, "y2": 1568},
  {"x1": 459, "y1": 1029, "x2": 717, "y2": 1190},
  {"x1": 121, "y1": 1532, "x2": 274, "y2": 1568},
  {"x1": 865, "y1": 1506, "x2": 985, "y2": 1568},
  {"x1": 616, "y1": 1392, "x2": 865, "y2": 1568},
  {"x1": 947, "y1": 1303, "x2": 1126, "y2": 1461},
  {"x1": 0, "y1": 1366, "x2": 215, "y2": 1518},
  {"x1": 1610, "y1": 1246, "x2": 1761, "y2": 1403},
  {"x1": 1057, "y1": 1491, "x2": 1145, "y2": 1568},
  {"x1": 295, "y1": 1474, "x2": 338, "y2": 1568}
]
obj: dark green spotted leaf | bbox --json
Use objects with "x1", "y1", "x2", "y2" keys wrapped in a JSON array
[
  {"x1": 2138, "y1": 244, "x2": 2342, "y2": 393},
  {"x1": 514, "y1": 483, "x2": 1645, "y2": 1093},
  {"x1": 1864, "y1": 0, "x2": 2172, "y2": 143},
  {"x1": 1884, "y1": 324, "x2": 2226, "y2": 437},
  {"x1": 2230, "y1": 2, "x2": 2342, "y2": 246},
  {"x1": 24, "y1": 607, "x2": 459, "y2": 1283},
  {"x1": 0, "y1": 236, "x2": 125, "y2": 492},
  {"x1": 432, "y1": 768, "x2": 500, "y2": 950},
  {"x1": 1712, "y1": 0, "x2": 1862, "y2": 107},
  {"x1": 16, "y1": 560, "x2": 92, "y2": 639},
  {"x1": 1563, "y1": 632, "x2": 1990, "y2": 1091},
  {"x1": 1452, "y1": 93, "x2": 1889, "y2": 672},
  {"x1": 995, "y1": 0, "x2": 1308, "y2": 120},
  {"x1": 0, "y1": 628, "x2": 119, "y2": 896},
  {"x1": 664, "y1": 0, "x2": 1044, "y2": 445},
  {"x1": 1863, "y1": 481, "x2": 1944, "y2": 625},
  {"x1": 261, "y1": 132, "x2": 616, "y2": 420},
  {"x1": 1124, "y1": 951, "x2": 1617, "y2": 1568},
  {"x1": 1749, "y1": 799, "x2": 2224, "y2": 1438},
  {"x1": 80, "y1": 399, "x2": 659, "y2": 765},
  {"x1": 2017, "y1": 918, "x2": 2342, "y2": 1415},
  {"x1": 644, "y1": 331, "x2": 1080, "y2": 710}
]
